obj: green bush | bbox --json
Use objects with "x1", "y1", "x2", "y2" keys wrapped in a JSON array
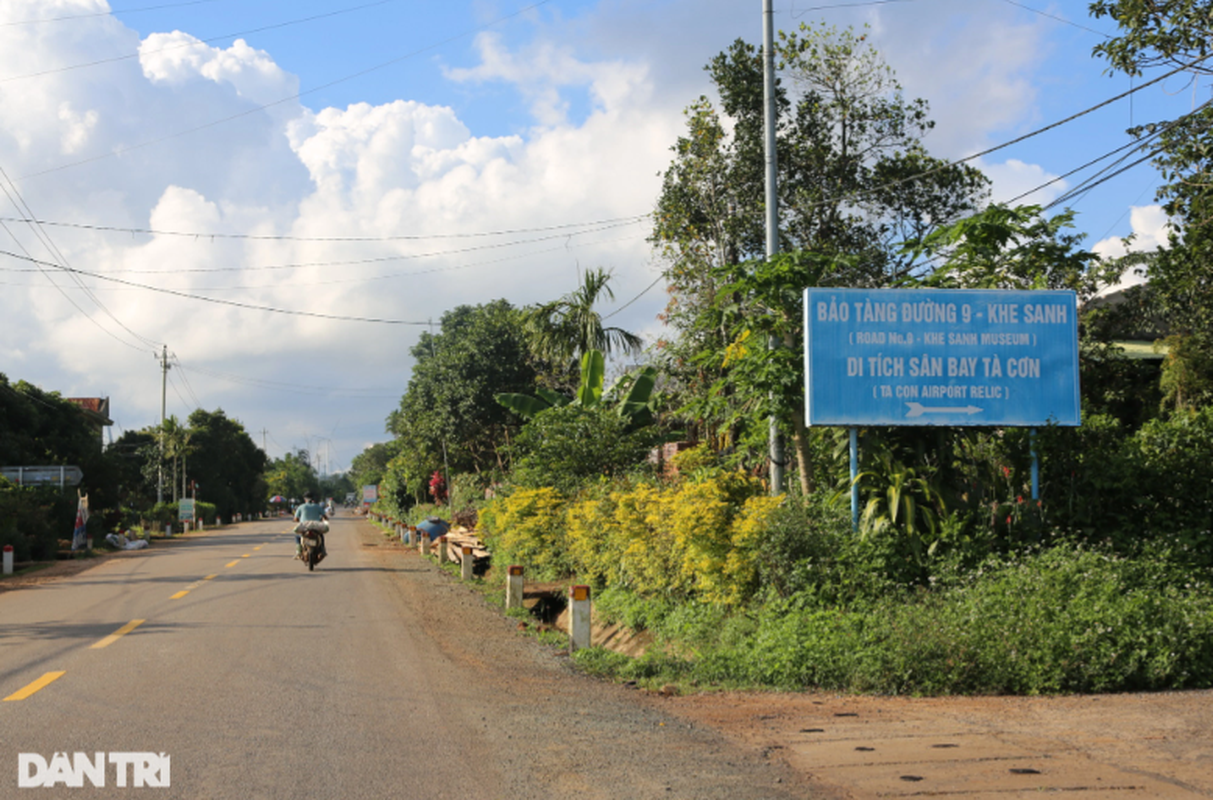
[
  {"x1": 583, "y1": 545, "x2": 1213, "y2": 695},
  {"x1": 0, "y1": 481, "x2": 76, "y2": 561},
  {"x1": 1032, "y1": 409, "x2": 1213, "y2": 558},
  {"x1": 510, "y1": 405, "x2": 658, "y2": 494}
]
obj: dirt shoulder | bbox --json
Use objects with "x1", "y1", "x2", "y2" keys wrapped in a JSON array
[
  {"x1": 653, "y1": 688, "x2": 1213, "y2": 799},
  {"x1": 358, "y1": 519, "x2": 1213, "y2": 798}
]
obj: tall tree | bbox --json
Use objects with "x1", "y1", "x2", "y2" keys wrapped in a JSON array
[
  {"x1": 651, "y1": 25, "x2": 988, "y2": 489},
  {"x1": 390, "y1": 300, "x2": 539, "y2": 484},
  {"x1": 348, "y1": 441, "x2": 397, "y2": 494},
  {"x1": 1090, "y1": 0, "x2": 1213, "y2": 411},
  {"x1": 184, "y1": 408, "x2": 267, "y2": 520},
  {"x1": 264, "y1": 449, "x2": 318, "y2": 504}
]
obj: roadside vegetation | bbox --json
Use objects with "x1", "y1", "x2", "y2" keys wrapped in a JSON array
[
  {"x1": 366, "y1": 12, "x2": 1213, "y2": 695},
  {"x1": 1, "y1": 380, "x2": 354, "y2": 562}
]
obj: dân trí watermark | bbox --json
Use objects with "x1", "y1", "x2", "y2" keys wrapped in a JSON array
[{"x1": 18, "y1": 752, "x2": 170, "y2": 788}]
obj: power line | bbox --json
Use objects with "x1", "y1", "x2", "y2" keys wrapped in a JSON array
[
  {"x1": 19, "y1": 0, "x2": 553, "y2": 181},
  {"x1": 0, "y1": 249, "x2": 432, "y2": 324},
  {"x1": 0, "y1": 166, "x2": 160, "y2": 353},
  {"x1": 0, "y1": 213, "x2": 649, "y2": 245},
  {"x1": 1047, "y1": 142, "x2": 1171, "y2": 212},
  {"x1": 792, "y1": 0, "x2": 913, "y2": 15},
  {"x1": 1, "y1": 0, "x2": 400, "y2": 83},
  {"x1": 894, "y1": 53, "x2": 1213, "y2": 196},
  {"x1": 1004, "y1": 96, "x2": 1213, "y2": 211},
  {"x1": 993, "y1": 0, "x2": 1111, "y2": 39},
  {"x1": 176, "y1": 362, "x2": 401, "y2": 397},
  {"x1": 1003, "y1": 116, "x2": 1174, "y2": 206},
  {"x1": 170, "y1": 355, "x2": 205, "y2": 409},
  {"x1": 602, "y1": 274, "x2": 664, "y2": 321},
  {"x1": 167, "y1": 370, "x2": 197, "y2": 413},
  {"x1": 1, "y1": 0, "x2": 222, "y2": 27},
  {"x1": 0, "y1": 228, "x2": 646, "y2": 293}
]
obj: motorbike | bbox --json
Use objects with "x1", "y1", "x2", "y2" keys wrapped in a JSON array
[{"x1": 297, "y1": 520, "x2": 329, "y2": 571}]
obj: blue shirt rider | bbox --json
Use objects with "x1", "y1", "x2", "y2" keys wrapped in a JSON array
[{"x1": 293, "y1": 492, "x2": 328, "y2": 559}]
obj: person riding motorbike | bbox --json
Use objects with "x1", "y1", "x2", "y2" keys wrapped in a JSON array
[{"x1": 293, "y1": 492, "x2": 329, "y2": 560}]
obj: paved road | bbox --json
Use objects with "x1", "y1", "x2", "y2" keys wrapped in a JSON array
[{"x1": 1, "y1": 512, "x2": 812, "y2": 799}]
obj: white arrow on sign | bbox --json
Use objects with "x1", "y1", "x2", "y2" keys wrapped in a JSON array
[{"x1": 904, "y1": 402, "x2": 983, "y2": 418}]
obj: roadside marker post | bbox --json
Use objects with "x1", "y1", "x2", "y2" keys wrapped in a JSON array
[
  {"x1": 437, "y1": 535, "x2": 448, "y2": 563},
  {"x1": 506, "y1": 565, "x2": 524, "y2": 610},
  {"x1": 420, "y1": 532, "x2": 431, "y2": 557},
  {"x1": 460, "y1": 546, "x2": 473, "y2": 581},
  {"x1": 569, "y1": 585, "x2": 591, "y2": 652},
  {"x1": 3, "y1": 544, "x2": 12, "y2": 575}
]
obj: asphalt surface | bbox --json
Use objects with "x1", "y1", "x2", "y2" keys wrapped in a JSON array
[{"x1": 0, "y1": 511, "x2": 815, "y2": 799}]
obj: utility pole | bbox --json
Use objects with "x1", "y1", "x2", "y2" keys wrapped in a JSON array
[
  {"x1": 260, "y1": 428, "x2": 268, "y2": 453},
  {"x1": 158, "y1": 345, "x2": 170, "y2": 505},
  {"x1": 763, "y1": 0, "x2": 785, "y2": 495}
]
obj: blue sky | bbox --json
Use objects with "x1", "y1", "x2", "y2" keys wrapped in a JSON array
[{"x1": 0, "y1": 0, "x2": 1195, "y2": 475}]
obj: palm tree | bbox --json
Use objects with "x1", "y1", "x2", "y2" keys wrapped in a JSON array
[
  {"x1": 522, "y1": 267, "x2": 645, "y2": 365},
  {"x1": 160, "y1": 416, "x2": 193, "y2": 503}
]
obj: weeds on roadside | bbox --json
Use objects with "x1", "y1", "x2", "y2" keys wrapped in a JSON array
[{"x1": 581, "y1": 544, "x2": 1213, "y2": 695}]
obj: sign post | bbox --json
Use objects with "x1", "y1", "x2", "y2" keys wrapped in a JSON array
[
  {"x1": 804, "y1": 288, "x2": 1080, "y2": 427},
  {"x1": 805, "y1": 288, "x2": 1081, "y2": 529}
]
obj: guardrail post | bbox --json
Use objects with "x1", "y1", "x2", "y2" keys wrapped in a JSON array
[
  {"x1": 460, "y1": 546, "x2": 473, "y2": 580},
  {"x1": 569, "y1": 585, "x2": 591, "y2": 652},
  {"x1": 3, "y1": 544, "x2": 13, "y2": 575},
  {"x1": 506, "y1": 565, "x2": 524, "y2": 609},
  {"x1": 565, "y1": 584, "x2": 589, "y2": 654}
]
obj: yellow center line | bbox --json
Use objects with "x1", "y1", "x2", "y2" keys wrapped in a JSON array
[
  {"x1": 225, "y1": 560, "x2": 239, "y2": 568},
  {"x1": 90, "y1": 619, "x2": 145, "y2": 650},
  {"x1": 203, "y1": 574, "x2": 217, "y2": 580},
  {"x1": 170, "y1": 590, "x2": 190, "y2": 600},
  {"x1": 241, "y1": 554, "x2": 251, "y2": 558},
  {"x1": 253, "y1": 545, "x2": 264, "y2": 551},
  {"x1": 4, "y1": 671, "x2": 66, "y2": 702}
]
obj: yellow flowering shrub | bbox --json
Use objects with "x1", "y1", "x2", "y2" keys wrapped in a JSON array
[
  {"x1": 565, "y1": 493, "x2": 622, "y2": 587},
  {"x1": 483, "y1": 467, "x2": 784, "y2": 604},
  {"x1": 477, "y1": 487, "x2": 571, "y2": 578},
  {"x1": 718, "y1": 493, "x2": 785, "y2": 605}
]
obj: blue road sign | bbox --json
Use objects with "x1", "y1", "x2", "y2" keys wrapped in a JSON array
[{"x1": 804, "y1": 288, "x2": 1080, "y2": 427}]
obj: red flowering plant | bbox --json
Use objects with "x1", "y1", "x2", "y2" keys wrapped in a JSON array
[
  {"x1": 988, "y1": 461, "x2": 1044, "y2": 542},
  {"x1": 428, "y1": 470, "x2": 447, "y2": 504}
]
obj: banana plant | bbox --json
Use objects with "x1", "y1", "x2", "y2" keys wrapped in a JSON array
[{"x1": 496, "y1": 349, "x2": 658, "y2": 426}]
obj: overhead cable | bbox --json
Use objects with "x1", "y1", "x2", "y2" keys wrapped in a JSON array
[
  {"x1": 2, "y1": 1, "x2": 221, "y2": 27},
  {"x1": 0, "y1": 248, "x2": 431, "y2": 324},
  {"x1": 0, "y1": 166, "x2": 160, "y2": 352},
  {"x1": 176, "y1": 362, "x2": 401, "y2": 397},
  {"x1": 0, "y1": 213, "x2": 648, "y2": 244},
  {"x1": 19, "y1": 0, "x2": 553, "y2": 181},
  {"x1": 994, "y1": 0, "x2": 1111, "y2": 38},
  {"x1": 1, "y1": 0, "x2": 400, "y2": 83}
]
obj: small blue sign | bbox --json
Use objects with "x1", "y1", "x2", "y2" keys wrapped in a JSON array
[{"x1": 804, "y1": 288, "x2": 1080, "y2": 427}]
